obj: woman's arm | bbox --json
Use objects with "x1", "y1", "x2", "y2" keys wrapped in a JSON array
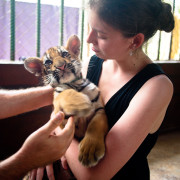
[
  {"x1": 0, "y1": 85, "x2": 54, "y2": 119},
  {"x1": 65, "y1": 75, "x2": 173, "y2": 180}
]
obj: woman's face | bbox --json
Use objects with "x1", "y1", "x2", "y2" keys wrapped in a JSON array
[{"x1": 87, "y1": 10, "x2": 132, "y2": 60}]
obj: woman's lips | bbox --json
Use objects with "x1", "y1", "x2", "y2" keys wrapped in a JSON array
[{"x1": 92, "y1": 47, "x2": 100, "y2": 53}]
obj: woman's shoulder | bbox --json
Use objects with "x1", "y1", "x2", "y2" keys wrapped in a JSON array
[
  {"x1": 146, "y1": 74, "x2": 173, "y2": 95},
  {"x1": 136, "y1": 63, "x2": 172, "y2": 96},
  {"x1": 123, "y1": 73, "x2": 173, "y2": 134},
  {"x1": 132, "y1": 73, "x2": 173, "y2": 115}
]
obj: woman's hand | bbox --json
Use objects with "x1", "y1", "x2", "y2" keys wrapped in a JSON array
[
  {"x1": 29, "y1": 164, "x2": 55, "y2": 180},
  {"x1": 61, "y1": 156, "x2": 69, "y2": 170},
  {"x1": 29, "y1": 156, "x2": 69, "y2": 180}
]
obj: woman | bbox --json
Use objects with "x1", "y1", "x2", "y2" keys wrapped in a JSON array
[{"x1": 33, "y1": 0, "x2": 174, "y2": 179}]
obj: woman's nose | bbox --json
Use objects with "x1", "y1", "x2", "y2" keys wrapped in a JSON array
[{"x1": 87, "y1": 30, "x2": 96, "y2": 44}]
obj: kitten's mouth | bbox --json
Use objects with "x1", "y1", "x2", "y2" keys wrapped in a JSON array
[{"x1": 55, "y1": 67, "x2": 66, "y2": 77}]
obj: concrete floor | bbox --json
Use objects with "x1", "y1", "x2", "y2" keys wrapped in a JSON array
[{"x1": 148, "y1": 131, "x2": 180, "y2": 180}]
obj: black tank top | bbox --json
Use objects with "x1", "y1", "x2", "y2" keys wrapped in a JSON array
[{"x1": 86, "y1": 55, "x2": 165, "y2": 180}]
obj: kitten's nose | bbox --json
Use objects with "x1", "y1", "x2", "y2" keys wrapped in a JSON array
[{"x1": 57, "y1": 63, "x2": 66, "y2": 70}]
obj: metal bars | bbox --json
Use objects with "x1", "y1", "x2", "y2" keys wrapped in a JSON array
[
  {"x1": 169, "y1": 0, "x2": 175, "y2": 60},
  {"x1": 10, "y1": 0, "x2": 15, "y2": 60},
  {"x1": 8, "y1": 0, "x2": 178, "y2": 61},
  {"x1": 59, "y1": 0, "x2": 64, "y2": 46},
  {"x1": 157, "y1": 31, "x2": 161, "y2": 60},
  {"x1": 36, "y1": 0, "x2": 41, "y2": 57},
  {"x1": 9, "y1": 0, "x2": 67, "y2": 59},
  {"x1": 80, "y1": 0, "x2": 85, "y2": 59}
]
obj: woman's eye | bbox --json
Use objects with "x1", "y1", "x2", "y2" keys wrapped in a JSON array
[
  {"x1": 97, "y1": 33, "x2": 107, "y2": 40},
  {"x1": 97, "y1": 36, "x2": 107, "y2": 39}
]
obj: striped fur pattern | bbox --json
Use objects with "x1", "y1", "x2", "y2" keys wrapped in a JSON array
[{"x1": 24, "y1": 35, "x2": 108, "y2": 167}]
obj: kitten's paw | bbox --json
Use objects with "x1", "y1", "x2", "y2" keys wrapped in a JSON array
[{"x1": 78, "y1": 135, "x2": 105, "y2": 167}]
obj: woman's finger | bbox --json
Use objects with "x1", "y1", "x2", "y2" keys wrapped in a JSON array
[
  {"x1": 29, "y1": 169, "x2": 37, "y2": 180},
  {"x1": 46, "y1": 164, "x2": 55, "y2": 180},
  {"x1": 61, "y1": 156, "x2": 68, "y2": 170},
  {"x1": 36, "y1": 167, "x2": 44, "y2": 180}
]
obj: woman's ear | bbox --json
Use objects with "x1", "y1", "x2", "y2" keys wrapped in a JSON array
[
  {"x1": 24, "y1": 57, "x2": 43, "y2": 76},
  {"x1": 129, "y1": 33, "x2": 145, "y2": 50},
  {"x1": 66, "y1": 35, "x2": 80, "y2": 57}
]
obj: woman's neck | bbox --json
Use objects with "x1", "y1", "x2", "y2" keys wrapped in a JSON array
[{"x1": 109, "y1": 50, "x2": 152, "y2": 75}]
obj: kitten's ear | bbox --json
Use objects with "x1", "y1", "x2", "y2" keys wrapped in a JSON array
[
  {"x1": 66, "y1": 35, "x2": 80, "y2": 57},
  {"x1": 24, "y1": 57, "x2": 43, "y2": 76}
]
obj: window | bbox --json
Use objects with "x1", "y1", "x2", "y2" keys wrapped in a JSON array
[
  {"x1": 0, "y1": 0, "x2": 87, "y2": 60},
  {"x1": 0, "y1": 0, "x2": 179, "y2": 61},
  {"x1": 143, "y1": 0, "x2": 180, "y2": 61}
]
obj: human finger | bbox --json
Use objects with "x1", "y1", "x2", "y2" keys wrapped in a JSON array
[
  {"x1": 36, "y1": 167, "x2": 44, "y2": 180},
  {"x1": 43, "y1": 112, "x2": 64, "y2": 133},
  {"x1": 50, "y1": 111, "x2": 56, "y2": 119},
  {"x1": 46, "y1": 164, "x2": 55, "y2": 180},
  {"x1": 61, "y1": 156, "x2": 68, "y2": 170},
  {"x1": 63, "y1": 116, "x2": 75, "y2": 136},
  {"x1": 29, "y1": 169, "x2": 37, "y2": 180}
]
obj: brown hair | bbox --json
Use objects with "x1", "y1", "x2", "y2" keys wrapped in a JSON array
[{"x1": 88, "y1": 0, "x2": 174, "y2": 42}]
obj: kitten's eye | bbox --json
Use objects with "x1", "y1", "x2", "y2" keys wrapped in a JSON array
[
  {"x1": 67, "y1": 63, "x2": 72, "y2": 68},
  {"x1": 45, "y1": 59, "x2": 52, "y2": 65},
  {"x1": 62, "y1": 51, "x2": 68, "y2": 58}
]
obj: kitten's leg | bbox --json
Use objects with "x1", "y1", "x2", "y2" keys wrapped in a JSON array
[
  {"x1": 78, "y1": 108, "x2": 108, "y2": 167},
  {"x1": 53, "y1": 89, "x2": 94, "y2": 118}
]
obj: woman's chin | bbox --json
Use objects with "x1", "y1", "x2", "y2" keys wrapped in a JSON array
[{"x1": 95, "y1": 52, "x2": 105, "y2": 59}]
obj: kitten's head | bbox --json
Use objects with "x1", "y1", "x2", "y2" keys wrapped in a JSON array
[{"x1": 24, "y1": 35, "x2": 81, "y2": 86}]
